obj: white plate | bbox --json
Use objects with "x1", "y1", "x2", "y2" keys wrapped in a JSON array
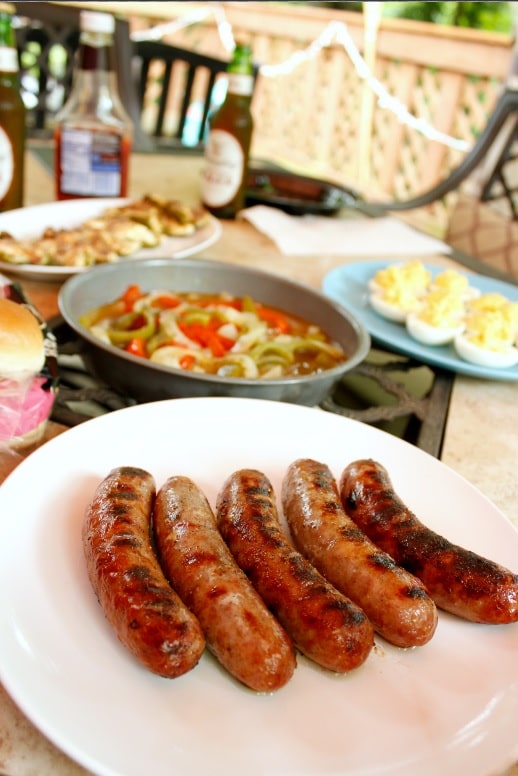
[
  {"x1": 0, "y1": 397, "x2": 517, "y2": 776},
  {"x1": 0, "y1": 198, "x2": 222, "y2": 282},
  {"x1": 322, "y1": 260, "x2": 518, "y2": 381}
]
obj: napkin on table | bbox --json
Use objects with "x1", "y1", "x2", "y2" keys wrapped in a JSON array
[{"x1": 240, "y1": 205, "x2": 452, "y2": 257}]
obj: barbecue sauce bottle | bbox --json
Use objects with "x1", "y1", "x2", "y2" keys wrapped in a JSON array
[
  {"x1": 54, "y1": 10, "x2": 133, "y2": 200},
  {"x1": 201, "y1": 43, "x2": 254, "y2": 219},
  {"x1": 0, "y1": 2, "x2": 25, "y2": 212}
]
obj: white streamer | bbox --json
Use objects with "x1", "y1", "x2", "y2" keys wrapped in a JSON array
[
  {"x1": 131, "y1": 8, "x2": 213, "y2": 42},
  {"x1": 131, "y1": 6, "x2": 470, "y2": 151}
]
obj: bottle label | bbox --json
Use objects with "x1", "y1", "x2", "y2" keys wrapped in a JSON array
[
  {"x1": 0, "y1": 126, "x2": 14, "y2": 201},
  {"x1": 227, "y1": 73, "x2": 254, "y2": 96},
  {"x1": 202, "y1": 129, "x2": 244, "y2": 208},
  {"x1": 59, "y1": 128, "x2": 123, "y2": 197},
  {"x1": 0, "y1": 46, "x2": 18, "y2": 73}
]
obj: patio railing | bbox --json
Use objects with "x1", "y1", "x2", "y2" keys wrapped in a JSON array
[{"x1": 100, "y1": 1, "x2": 514, "y2": 235}]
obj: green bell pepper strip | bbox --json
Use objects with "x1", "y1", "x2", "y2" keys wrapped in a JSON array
[
  {"x1": 249, "y1": 341, "x2": 295, "y2": 364},
  {"x1": 107, "y1": 310, "x2": 156, "y2": 345}
]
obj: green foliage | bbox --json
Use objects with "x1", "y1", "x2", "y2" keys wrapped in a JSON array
[
  {"x1": 381, "y1": 2, "x2": 514, "y2": 32},
  {"x1": 302, "y1": 1, "x2": 514, "y2": 32}
]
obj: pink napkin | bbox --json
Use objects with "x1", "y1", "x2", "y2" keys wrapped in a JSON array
[{"x1": 240, "y1": 206, "x2": 452, "y2": 257}]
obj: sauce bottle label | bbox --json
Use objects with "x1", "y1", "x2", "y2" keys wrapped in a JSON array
[
  {"x1": 59, "y1": 128, "x2": 123, "y2": 197},
  {"x1": 0, "y1": 127, "x2": 14, "y2": 200},
  {"x1": 202, "y1": 129, "x2": 244, "y2": 207}
]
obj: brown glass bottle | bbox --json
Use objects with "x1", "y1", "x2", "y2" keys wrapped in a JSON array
[
  {"x1": 54, "y1": 10, "x2": 132, "y2": 200},
  {"x1": 0, "y1": 2, "x2": 25, "y2": 212},
  {"x1": 201, "y1": 43, "x2": 254, "y2": 219}
]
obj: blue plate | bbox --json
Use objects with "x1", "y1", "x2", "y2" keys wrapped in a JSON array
[{"x1": 322, "y1": 260, "x2": 518, "y2": 381}]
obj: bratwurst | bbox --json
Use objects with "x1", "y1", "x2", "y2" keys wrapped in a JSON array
[
  {"x1": 216, "y1": 468, "x2": 374, "y2": 673},
  {"x1": 282, "y1": 459, "x2": 438, "y2": 647},
  {"x1": 154, "y1": 475, "x2": 296, "y2": 692},
  {"x1": 340, "y1": 459, "x2": 518, "y2": 624},
  {"x1": 82, "y1": 466, "x2": 205, "y2": 678}
]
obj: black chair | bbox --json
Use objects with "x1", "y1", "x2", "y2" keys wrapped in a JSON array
[
  {"x1": 132, "y1": 40, "x2": 259, "y2": 152},
  {"x1": 360, "y1": 87, "x2": 518, "y2": 222},
  {"x1": 11, "y1": 1, "x2": 153, "y2": 151}
]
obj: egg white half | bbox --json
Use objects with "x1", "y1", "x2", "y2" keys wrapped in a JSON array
[
  {"x1": 369, "y1": 293, "x2": 409, "y2": 323},
  {"x1": 453, "y1": 333, "x2": 518, "y2": 368},
  {"x1": 406, "y1": 312, "x2": 464, "y2": 346}
]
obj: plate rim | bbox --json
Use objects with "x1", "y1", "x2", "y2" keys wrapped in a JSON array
[
  {"x1": 0, "y1": 198, "x2": 222, "y2": 281},
  {"x1": 322, "y1": 259, "x2": 518, "y2": 381}
]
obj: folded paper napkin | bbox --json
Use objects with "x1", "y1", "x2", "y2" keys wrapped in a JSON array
[{"x1": 240, "y1": 206, "x2": 452, "y2": 257}]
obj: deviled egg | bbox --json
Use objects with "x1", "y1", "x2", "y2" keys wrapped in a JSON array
[
  {"x1": 430, "y1": 268, "x2": 479, "y2": 300},
  {"x1": 368, "y1": 261, "x2": 431, "y2": 322},
  {"x1": 468, "y1": 292, "x2": 514, "y2": 314},
  {"x1": 406, "y1": 289, "x2": 466, "y2": 346},
  {"x1": 453, "y1": 308, "x2": 518, "y2": 368},
  {"x1": 368, "y1": 260, "x2": 431, "y2": 295},
  {"x1": 369, "y1": 284, "x2": 422, "y2": 323}
]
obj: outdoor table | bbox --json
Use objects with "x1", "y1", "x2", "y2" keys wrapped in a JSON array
[{"x1": 0, "y1": 145, "x2": 516, "y2": 776}]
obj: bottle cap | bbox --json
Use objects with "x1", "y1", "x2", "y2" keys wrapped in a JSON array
[
  {"x1": 80, "y1": 10, "x2": 115, "y2": 34},
  {"x1": 0, "y1": 2, "x2": 15, "y2": 14}
]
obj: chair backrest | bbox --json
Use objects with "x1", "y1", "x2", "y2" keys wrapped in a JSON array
[
  {"x1": 478, "y1": 114, "x2": 518, "y2": 220},
  {"x1": 357, "y1": 84, "x2": 518, "y2": 282},
  {"x1": 12, "y1": 1, "x2": 82, "y2": 136},
  {"x1": 132, "y1": 40, "x2": 258, "y2": 152},
  {"x1": 11, "y1": 1, "x2": 153, "y2": 151}
]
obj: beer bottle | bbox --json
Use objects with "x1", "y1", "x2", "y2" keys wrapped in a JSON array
[
  {"x1": 54, "y1": 10, "x2": 133, "y2": 200},
  {"x1": 0, "y1": 2, "x2": 25, "y2": 212},
  {"x1": 201, "y1": 43, "x2": 254, "y2": 219}
]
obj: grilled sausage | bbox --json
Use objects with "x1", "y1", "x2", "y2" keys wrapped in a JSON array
[
  {"x1": 282, "y1": 459, "x2": 438, "y2": 647},
  {"x1": 216, "y1": 469, "x2": 374, "y2": 673},
  {"x1": 82, "y1": 466, "x2": 206, "y2": 678},
  {"x1": 340, "y1": 459, "x2": 518, "y2": 624},
  {"x1": 154, "y1": 475, "x2": 296, "y2": 692}
]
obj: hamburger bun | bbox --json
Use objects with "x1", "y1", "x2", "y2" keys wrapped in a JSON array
[
  {"x1": 0, "y1": 297, "x2": 53, "y2": 449},
  {"x1": 0, "y1": 297, "x2": 45, "y2": 377}
]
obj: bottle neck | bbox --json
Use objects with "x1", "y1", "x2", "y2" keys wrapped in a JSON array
[
  {"x1": 69, "y1": 68, "x2": 123, "y2": 110},
  {"x1": 77, "y1": 35, "x2": 115, "y2": 73},
  {"x1": 0, "y1": 11, "x2": 18, "y2": 73},
  {"x1": 71, "y1": 34, "x2": 122, "y2": 105}
]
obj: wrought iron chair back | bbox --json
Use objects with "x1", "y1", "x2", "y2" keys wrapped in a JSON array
[
  {"x1": 361, "y1": 87, "x2": 518, "y2": 221},
  {"x1": 353, "y1": 83, "x2": 518, "y2": 282},
  {"x1": 132, "y1": 40, "x2": 259, "y2": 152}
]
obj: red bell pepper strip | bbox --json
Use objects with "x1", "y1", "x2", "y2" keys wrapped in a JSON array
[
  {"x1": 179, "y1": 353, "x2": 196, "y2": 370},
  {"x1": 122, "y1": 284, "x2": 145, "y2": 311},
  {"x1": 151, "y1": 295, "x2": 182, "y2": 310},
  {"x1": 178, "y1": 321, "x2": 234, "y2": 357},
  {"x1": 256, "y1": 305, "x2": 291, "y2": 333},
  {"x1": 124, "y1": 337, "x2": 148, "y2": 358}
]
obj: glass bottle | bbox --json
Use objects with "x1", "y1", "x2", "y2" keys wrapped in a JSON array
[
  {"x1": 0, "y1": 1, "x2": 25, "y2": 212},
  {"x1": 201, "y1": 43, "x2": 254, "y2": 219},
  {"x1": 54, "y1": 10, "x2": 133, "y2": 200}
]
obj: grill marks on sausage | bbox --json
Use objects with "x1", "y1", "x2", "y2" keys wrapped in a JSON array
[
  {"x1": 82, "y1": 466, "x2": 206, "y2": 677},
  {"x1": 281, "y1": 459, "x2": 438, "y2": 647},
  {"x1": 340, "y1": 459, "x2": 518, "y2": 624},
  {"x1": 153, "y1": 475, "x2": 296, "y2": 692},
  {"x1": 83, "y1": 458, "x2": 517, "y2": 688},
  {"x1": 216, "y1": 468, "x2": 374, "y2": 673}
]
